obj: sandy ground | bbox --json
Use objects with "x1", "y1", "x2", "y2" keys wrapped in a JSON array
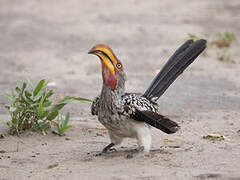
[{"x1": 0, "y1": 0, "x2": 240, "y2": 179}]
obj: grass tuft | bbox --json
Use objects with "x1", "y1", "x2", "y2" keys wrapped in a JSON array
[
  {"x1": 2, "y1": 78, "x2": 91, "y2": 136},
  {"x1": 187, "y1": 31, "x2": 236, "y2": 62}
]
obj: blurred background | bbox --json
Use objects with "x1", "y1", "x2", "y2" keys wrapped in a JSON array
[{"x1": 0, "y1": 0, "x2": 240, "y2": 118}]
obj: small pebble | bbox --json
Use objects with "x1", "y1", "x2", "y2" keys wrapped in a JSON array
[{"x1": 0, "y1": 134, "x2": 5, "y2": 139}]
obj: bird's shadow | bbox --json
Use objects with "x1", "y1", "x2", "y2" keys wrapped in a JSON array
[{"x1": 87, "y1": 147, "x2": 173, "y2": 160}]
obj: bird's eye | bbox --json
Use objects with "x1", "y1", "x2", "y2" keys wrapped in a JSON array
[{"x1": 116, "y1": 63, "x2": 122, "y2": 69}]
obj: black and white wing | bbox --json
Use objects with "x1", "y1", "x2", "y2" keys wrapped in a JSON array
[
  {"x1": 132, "y1": 109, "x2": 180, "y2": 134},
  {"x1": 120, "y1": 93, "x2": 158, "y2": 114},
  {"x1": 119, "y1": 93, "x2": 180, "y2": 134}
]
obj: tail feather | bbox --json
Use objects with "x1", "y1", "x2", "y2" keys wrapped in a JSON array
[
  {"x1": 143, "y1": 39, "x2": 207, "y2": 102},
  {"x1": 132, "y1": 109, "x2": 180, "y2": 134}
]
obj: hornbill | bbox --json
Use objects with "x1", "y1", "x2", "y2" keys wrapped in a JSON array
[{"x1": 88, "y1": 39, "x2": 206, "y2": 158}]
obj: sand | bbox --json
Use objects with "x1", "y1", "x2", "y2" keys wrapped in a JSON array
[{"x1": 0, "y1": 0, "x2": 240, "y2": 179}]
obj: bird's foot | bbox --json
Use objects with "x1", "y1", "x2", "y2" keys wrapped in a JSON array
[
  {"x1": 108, "y1": 147, "x2": 117, "y2": 152},
  {"x1": 95, "y1": 143, "x2": 116, "y2": 156},
  {"x1": 126, "y1": 146, "x2": 144, "y2": 159},
  {"x1": 102, "y1": 142, "x2": 115, "y2": 153}
]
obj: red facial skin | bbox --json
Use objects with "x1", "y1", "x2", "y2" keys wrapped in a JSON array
[{"x1": 102, "y1": 60, "x2": 123, "y2": 90}]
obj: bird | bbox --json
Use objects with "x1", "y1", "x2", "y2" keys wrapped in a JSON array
[{"x1": 88, "y1": 39, "x2": 207, "y2": 158}]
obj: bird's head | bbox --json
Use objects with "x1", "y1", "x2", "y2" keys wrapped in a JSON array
[{"x1": 88, "y1": 44, "x2": 125, "y2": 91}]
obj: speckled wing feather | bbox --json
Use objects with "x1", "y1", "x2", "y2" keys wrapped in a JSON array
[
  {"x1": 119, "y1": 93, "x2": 179, "y2": 134},
  {"x1": 120, "y1": 93, "x2": 158, "y2": 113}
]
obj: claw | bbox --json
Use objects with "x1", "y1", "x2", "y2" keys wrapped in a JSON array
[
  {"x1": 126, "y1": 154, "x2": 134, "y2": 159},
  {"x1": 109, "y1": 148, "x2": 117, "y2": 152},
  {"x1": 102, "y1": 143, "x2": 115, "y2": 153},
  {"x1": 125, "y1": 146, "x2": 144, "y2": 159}
]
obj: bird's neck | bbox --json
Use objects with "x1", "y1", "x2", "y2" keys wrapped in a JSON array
[
  {"x1": 101, "y1": 82, "x2": 125, "y2": 100},
  {"x1": 100, "y1": 71, "x2": 126, "y2": 104}
]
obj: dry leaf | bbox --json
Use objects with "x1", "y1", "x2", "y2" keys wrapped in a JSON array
[
  {"x1": 163, "y1": 138, "x2": 182, "y2": 148},
  {"x1": 96, "y1": 125, "x2": 106, "y2": 130},
  {"x1": 88, "y1": 125, "x2": 106, "y2": 130},
  {"x1": 163, "y1": 138, "x2": 175, "y2": 143},
  {"x1": 48, "y1": 163, "x2": 59, "y2": 169},
  {"x1": 202, "y1": 134, "x2": 226, "y2": 141}
]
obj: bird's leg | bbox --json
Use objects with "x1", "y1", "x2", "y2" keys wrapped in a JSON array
[
  {"x1": 95, "y1": 143, "x2": 115, "y2": 156},
  {"x1": 102, "y1": 142, "x2": 116, "y2": 153},
  {"x1": 126, "y1": 146, "x2": 144, "y2": 159},
  {"x1": 126, "y1": 124, "x2": 151, "y2": 159}
]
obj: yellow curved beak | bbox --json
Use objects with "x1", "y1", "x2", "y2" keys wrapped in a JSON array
[
  {"x1": 88, "y1": 50, "x2": 115, "y2": 75},
  {"x1": 88, "y1": 44, "x2": 117, "y2": 75}
]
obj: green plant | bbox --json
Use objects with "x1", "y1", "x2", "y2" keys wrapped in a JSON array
[
  {"x1": 187, "y1": 32, "x2": 236, "y2": 62},
  {"x1": 51, "y1": 112, "x2": 71, "y2": 136},
  {"x1": 212, "y1": 32, "x2": 236, "y2": 48},
  {"x1": 2, "y1": 78, "x2": 91, "y2": 136},
  {"x1": 188, "y1": 34, "x2": 202, "y2": 41},
  {"x1": 217, "y1": 48, "x2": 234, "y2": 62},
  {"x1": 212, "y1": 32, "x2": 236, "y2": 62}
]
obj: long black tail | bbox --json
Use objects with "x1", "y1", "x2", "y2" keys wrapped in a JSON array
[
  {"x1": 132, "y1": 109, "x2": 180, "y2": 134},
  {"x1": 143, "y1": 39, "x2": 207, "y2": 102}
]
